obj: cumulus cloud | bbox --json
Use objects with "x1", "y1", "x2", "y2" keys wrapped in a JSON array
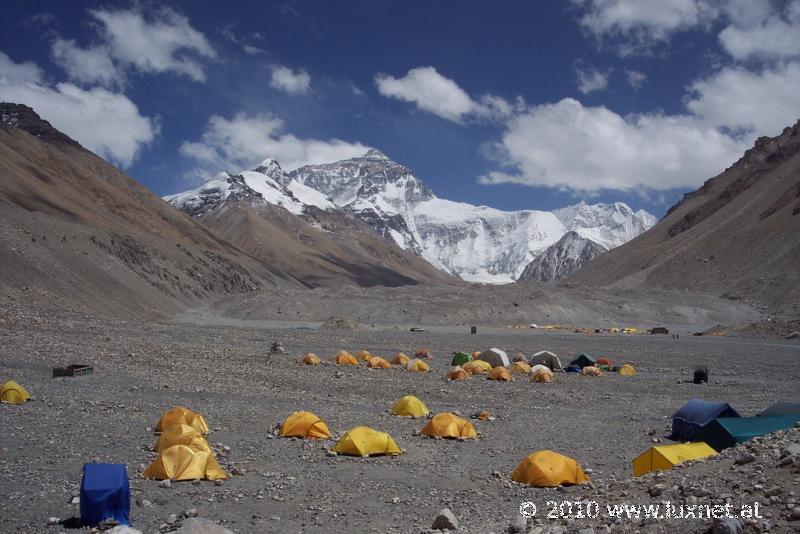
[
  {"x1": 180, "y1": 112, "x2": 369, "y2": 178},
  {"x1": 375, "y1": 66, "x2": 516, "y2": 122},
  {"x1": 51, "y1": 38, "x2": 121, "y2": 87},
  {"x1": 718, "y1": 0, "x2": 800, "y2": 60},
  {"x1": 625, "y1": 69, "x2": 648, "y2": 91},
  {"x1": 686, "y1": 61, "x2": 800, "y2": 137},
  {"x1": 573, "y1": 0, "x2": 718, "y2": 54},
  {"x1": 0, "y1": 52, "x2": 158, "y2": 167},
  {"x1": 270, "y1": 65, "x2": 311, "y2": 95},
  {"x1": 480, "y1": 98, "x2": 745, "y2": 193},
  {"x1": 87, "y1": 6, "x2": 216, "y2": 82},
  {"x1": 575, "y1": 62, "x2": 612, "y2": 94}
]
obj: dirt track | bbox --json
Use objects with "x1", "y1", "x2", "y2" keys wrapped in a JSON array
[{"x1": 1, "y1": 305, "x2": 799, "y2": 533}]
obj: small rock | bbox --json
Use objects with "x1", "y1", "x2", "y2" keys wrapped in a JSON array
[
  {"x1": 431, "y1": 508, "x2": 458, "y2": 530},
  {"x1": 183, "y1": 508, "x2": 198, "y2": 518},
  {"x1": 734, "y1": 452, "x2": 755, "y2": 465},
  {"x1": 47, "y1": 517, "x2": 60, "y2": 526},
  {"x1": 167, "y1": 514, "x2": 178, "y2": 524},
  {"x1": 158, "y1": 479, "x2": 171, "y2": 489},
  {"x1": 712, "y1": 517, "x2": 743, "y2": 534},
  {"x1": 764, "y1": 486, "x2": 783, "y2": 497},
  {"x1": 791, "y1": 507, "x2": 800, "y2": 520},
  {"x1": 508, "y1": 515, "x2": 526, "y2": 533},
  {"x1": 649, "y1": 483, "x2": 666, "y2": 497},
  {"x1": 693, "y1": 487, "x2": 713, "y2": 498}
]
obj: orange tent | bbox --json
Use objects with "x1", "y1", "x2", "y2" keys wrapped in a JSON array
[
  {"x1": 415, "y1": 348, "x2": 433, "y2": 359},
  {"x1": 444, "y1": 366, "x2": 469, "y2": 381},
  {"x1": 462, "y1": 362, "x2": 488, "y2": 375},
  {"x1": 487, "y1": 366, "x2": 513, "y2": 381},
  {"x1": 406, "y1": 359, "x2": 430, "y2": 372},
  {"x1": 298, "y1": 353, "x2": 321, "y2": 365},
  {"x1": 582, "y1": 366, "x2": 603, "y2": 376},
  {"x1": 279, "y1": 411, "x2": 331, "y2": 439},
  {"x1": 154, "y1": 407, "x2": 209, "y2": 434},
  {"x1": 367, "y1": 357, "x2": 391, "y2": 369},
  {"x1": 392, "y1": 353, "x2": 410, "y2": 365},
  {"x1": 511, "y1": 361, "x2": 531, "y2": 374},
  {"x1": 421, "y1": 412, "x2": 478, "y2": 439},
  {"x1": 334, "y1": 351, "x2": 358, "y2": 366},
  {"x1": 355, "y1": 350, "x2": 372, "y2": 362},
  {"x1": 512, "y1": 451, "x2": 590, "y2": 487}
]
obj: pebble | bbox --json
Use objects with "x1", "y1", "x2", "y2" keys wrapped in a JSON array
[{"x1": 431, "y1": 508, "x2": 458, "y2": 531}]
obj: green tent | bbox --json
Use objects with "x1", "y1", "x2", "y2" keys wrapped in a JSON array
[
  {"x1": 569, "y1": 353, "x2": 596, "y2": 369},
  {"x1": 451, "y1": 352, "x2": 473, "y2": 366},
  {"x1": 696, "y1": 415, "x2": 800, "y2": 451}
]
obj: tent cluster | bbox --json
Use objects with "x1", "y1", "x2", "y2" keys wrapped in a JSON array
[
  {"x1": 144, "y1": 407, "x2": 227, "y2": 481},
  {"x1": 632, "y1": 399, "x2": 800, "y2": 477},
  {"x1": 1, "y1": 380, "x2": 30, "y2": 404},
  {"x1": 324, "y1": 349, "x2": 433, "y2": 371}
]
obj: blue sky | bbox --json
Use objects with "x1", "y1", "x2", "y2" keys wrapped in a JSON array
[{"x1": 1, "y1": 1, "x2": 799, "y2": 216}]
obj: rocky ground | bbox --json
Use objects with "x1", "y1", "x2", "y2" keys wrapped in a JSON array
[{"x1": 1, "y1": 303, "x2": 799, "y2": 533}]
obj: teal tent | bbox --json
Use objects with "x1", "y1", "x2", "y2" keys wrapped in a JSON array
[
  {"x1": 757, "y1": 402, "x2": 800, "y2": 417},
  {"x1": 696, "y1": 415, "x2": 800, "y2": 451},
  {"x1": 569, "y1": 353, "x2": 595, "y2": 369},
  {"x1": 451, "y1": 352, "x2": 473, "y2": 366}
]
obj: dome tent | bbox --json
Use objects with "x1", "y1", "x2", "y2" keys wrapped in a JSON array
[
  {"x1": 279, "y1": 411, "x2": 332, "y2": 439},
  {"x1": 476, "y1": 348, "x2": 510, "y2": 368},
  {"x1": 154, "y1": 406, "x2": 209, "y2": 434},
  {"x1": 143, "y1": 444, "x2": 227, "y2": 481},
  {"x1": 331, "y1": 426, "x2": 402, "y2": 457},
  {"x1": 512, "y1": 451, "x2": 590, "y2": 487},
  {"x1": 421, "y1": 413, "x2": 478, "y2": 439},
  {"x1": 0, "y1": 380, "x2": 30, "y2": 404},
  {"x1": 391, "y1": 395, "x2": 429, "y2": 418},
  {"x1": 154, "y1": 424, "x2": 211, "y2": 453}
]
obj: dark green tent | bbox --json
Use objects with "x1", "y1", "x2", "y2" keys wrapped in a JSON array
[
  {"x1": 569, "y1": 353, "x2": 596, "y2": 369},
  {"x1": 451, "y1": 352, "x2": 473, "y2": 366},
  {"x1": 757, "y1": 402, "x2": 800, "y2": 417},
  {"x1": 696, "y1": 415, "x2": 800, "y2": 451}
]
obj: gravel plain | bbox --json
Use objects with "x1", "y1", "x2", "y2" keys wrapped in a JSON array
[{"x1": 1, "y1": 303, "x2": 799, "y2": 533}]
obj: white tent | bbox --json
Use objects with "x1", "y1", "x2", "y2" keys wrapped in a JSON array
[
  {"x1": 476, "y1": 348, "x2": 510, "y2": 368},
  {"x1": 530, "y1": 350, "x2": 562, "y2": 370}
]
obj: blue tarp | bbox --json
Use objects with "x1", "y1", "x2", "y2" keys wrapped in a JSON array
[
  {"x1": 696, "y1": 415, "x2": 800, "y2": 451},
  {"x1": 80, "y1": 464, "x2": 130, "y2": 527},
  {"x1": 670, "y1": 399, "x2": 740, "y2": 442}
]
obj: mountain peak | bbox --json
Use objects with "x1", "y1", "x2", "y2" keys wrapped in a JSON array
[
  {"x1": 363, "y1": 148, "x2": 389, "y2": 160},
  {"x1": 1, "y1": 102, "x2": 80, "y2": 148}
]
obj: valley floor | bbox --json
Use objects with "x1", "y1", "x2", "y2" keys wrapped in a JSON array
[{"x1": 1, "y1": 304, "x2": 799, "y2": 533}]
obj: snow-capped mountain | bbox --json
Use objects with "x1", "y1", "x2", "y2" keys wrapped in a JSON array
[
  {"x1": 517, "y1": 231, "x2": 606, "y2": 283},
  {"x1": 166, "y1": 149, "x2": 657, "y2": 284}
]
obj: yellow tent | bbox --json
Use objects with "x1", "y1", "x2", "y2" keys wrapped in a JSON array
[
  {"x1": 155, "y1": 406, "x2": 209, "y2": 434},
  {"x1": 421, "y1": 412, "x2": 478, "y2": 439},
  {"x1": 511, "y1": 361, "x2": 531, "y2": 374},
  {"x1": 298, "y1": 353, "x2": 321, "y2": 365},
  {"x1": 334, "y1": 351, "x2": 358, "y2": 366},
  {"x1": 471, "y1": 360, "x2": 493, "y2": 372},
  {"x1": 444, "y1": 366, "x2": 469, "y2": 381},
  {"x1": 390, "y1": 395, "x2": 429, "y2": 418},
  {"x1": 331, "y1": 426, "x2": 402, "y2": 457},
  {"x1": 633, "y1": 442, "x2": 717, "y2": 477},
  {"x1": 487, "y1": 366, "x2": 513, "y2": 381},
  {"x1": 529, "y1": 365, "x2": 554, "y2": 383},
  {"x1": 462, "y1": 362, "x2": 488, "y2": 375},
  {"x1": 512, "y1": 451, "x2": 590, "y2": 487},
  {"x1": 392, "y1": 353, "x2": 410, "y2": 365},
  {"x1": 367, "y1": 357, "x2": 392, "y2": 369},
  {"x1": 355, "y1": 350, "x2": 372, "y2": 362},
  {"x1": 279, "y1": 411, "x2": 331, "y2": 440},
  {"x1": 406, "y1": 359, "x2": 430, "y2": 372},
  {"x1": 0, "y1": 380, "x2": 30, "y2": 404},
  {"x1": 143, "y1": 444, "x2": 227, "y2": 481},
  {"x1": 581, "y1": 366, "x2": 603, "y2": 377},
  {"x1": 154, "y1": 424, "x2": 211, "y2": 453},
  {"x1": 618, "y1": 364, "x2": 637, "y2": 376}
]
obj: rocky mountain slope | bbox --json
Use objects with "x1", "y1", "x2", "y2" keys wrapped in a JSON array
[
  {"x1": 570, "y1": 120, "x2": 800, "y2": 315},
  {"x1": 0, "y1": 102, "x2": 303, "y2": 317},
  {"x1": 518, "y1": 231, "x2": 606, "y2": 283},
  {"x1": 170, "y1": 150, "x2": 656, "y2": 283}
]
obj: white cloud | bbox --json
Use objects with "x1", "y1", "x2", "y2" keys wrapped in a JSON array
[
  {"x1": 575, "y1": 62, "x2": 612, "y2": 94},
  {"x1": 88, "y1": 7, "x2": 216, "y2": 82},
  {"x1": 718, "y1": 0, "x2": 800, "y2": 61},
  {"x1": 686, "y1": 61, "x2": 800, "y2": 137},
  {"x1": 374, "y1": 66, "x2": 516, "y2": 122},
  {"x1": 51, "y1": 38, "x2": 121, "y2": 87},
  {"x1": 270, "y1": 65, "x2": 311, "y2": 95},
  {"x1": 480, "y1": 98, "x2": 746, "y2": 193},
  {"x1": 0, "y1": 52, "x2": 158, "y2": 167},
  {"x1": 573, "y1": 0, "x2": 718, "y2": 54},
  {"x1": 625, "y1": 69, "x2": 648, "y2": 91},
  {"x1": 180, "y1": 112, "x2": 369, "y2": 177}
]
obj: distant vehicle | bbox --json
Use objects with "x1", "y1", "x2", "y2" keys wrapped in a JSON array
[
  {"x1": 650, "y1": 327, "x2": 669, "y2": 335},
  {"x1": 410, "y1": 327, "x2": 428, "y2": 332},
  {"x1": 529, "y1": 324, "x2": 538, "y2": 329}
]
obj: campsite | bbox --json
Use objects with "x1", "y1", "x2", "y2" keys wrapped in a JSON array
[{"x1": 2, "y1": 305, "x2": 799, "y2": 533}]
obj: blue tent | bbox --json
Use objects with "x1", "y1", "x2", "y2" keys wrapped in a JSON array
[
  {"x1": 696, "y1": 415, "x2": 800, "y2": 451},
  {"x1": 670, "y1": 399, "x2": 740, "y2": 442},
  {"x1": 80, "y1": 464, "x2": 130, "y2": 527}
]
